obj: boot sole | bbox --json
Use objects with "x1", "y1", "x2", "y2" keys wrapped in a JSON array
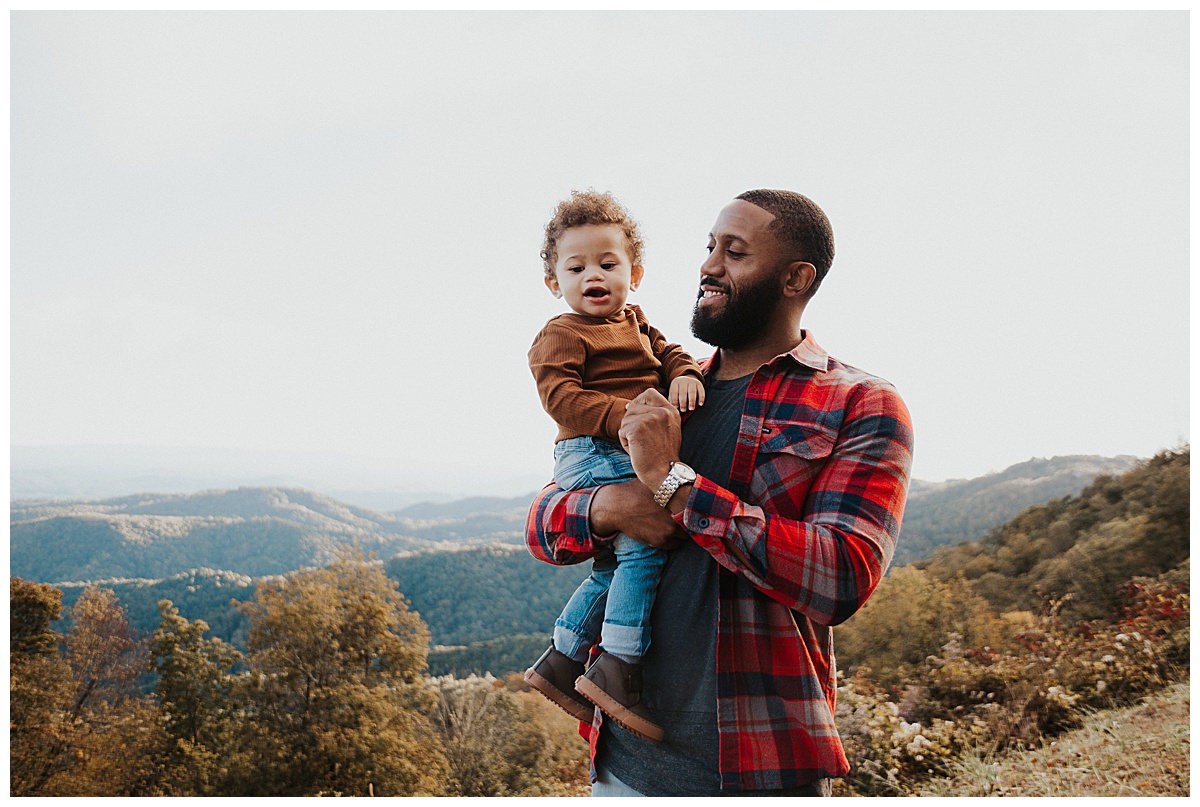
[
  {"x1": 524, "y1": 667, "x2": 595, "y2": 722},
  {"x1": 574, "y1": 674, "x2": 665, "y2": 743}
]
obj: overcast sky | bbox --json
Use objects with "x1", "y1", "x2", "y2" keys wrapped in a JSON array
[{"x1": 10, "y1": 11, "x2": 1190, "y2": 497}]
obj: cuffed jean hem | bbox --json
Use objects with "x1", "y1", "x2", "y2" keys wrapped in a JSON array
[
  {"x1": 553, "y1": 623, "x2": 595, "y2": 662},
  {"x1": 592, "y1": 765, "x2": 645, "y2": 797}
]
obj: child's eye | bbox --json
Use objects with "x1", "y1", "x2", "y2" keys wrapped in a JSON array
[
  {"x1": 568, "y1": 266, "x2": 584, "y2": 273},
  {"x1": 601, "y1": 263, "x2": 616, "y2": 270}
]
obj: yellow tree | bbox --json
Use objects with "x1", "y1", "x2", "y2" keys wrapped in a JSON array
[
  {"x1": 836, "y1": 567, "x2": 1002, "y2": 688},
  {"x1": 11, "y1": 584, "x2": 167, "y2": 796},
  {"x1": 232, "y1": 548, "x2": 447, "y2": 796},
  {"x1": 10, "y1": 577, "x2": 74, "y2": 796}
]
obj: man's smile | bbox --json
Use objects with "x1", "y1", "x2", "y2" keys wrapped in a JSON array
[{"x1": 697, "y1": 282, "x2": 729, "y2": 306}]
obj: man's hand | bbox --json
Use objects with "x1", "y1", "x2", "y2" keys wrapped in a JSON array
[
  {"x1": 589, "y1": 480, "x2": 686, "y2": 550},
  {"x1": 619, "y1": 387, "x2": 683, "y2": 492}
]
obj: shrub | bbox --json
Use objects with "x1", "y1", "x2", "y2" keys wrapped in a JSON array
[
  {"x1": 835, "y1": 671, "x2": 991, "y2": 796},
  {"x1": 834, "y1": 570, "x2": 1189, "y2": 795}
]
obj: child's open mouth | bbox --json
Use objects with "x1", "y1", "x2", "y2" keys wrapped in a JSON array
[{"x1": 584, "y1": 288, "x2": 610, "y2": 299}]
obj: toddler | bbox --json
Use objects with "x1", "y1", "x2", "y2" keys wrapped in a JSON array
[{"x1": 523, "y1": 190, "x2": 703, "y2": 743}]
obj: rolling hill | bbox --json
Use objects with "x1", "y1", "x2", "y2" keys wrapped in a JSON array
[
  {"x1": 893, "y1": 454, "x2": 1139, "y2": 566},
  {"x1": 10, "y1": 487, "x2": 526, "y2": 583},
  {"x1": 19, "y1": 450, "x2": 1183, "y2": 678}
]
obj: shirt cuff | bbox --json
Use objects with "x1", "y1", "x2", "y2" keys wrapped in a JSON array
[
  {"x1": 674, "y1": 474, "x2": 738, "y2": 537},
  {"x1": 564, "y1": 485, "x2": 618, "y2": 548}
]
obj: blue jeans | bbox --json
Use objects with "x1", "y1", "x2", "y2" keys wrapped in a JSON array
[{"x1": 552, "y1": 436, "x2": 667, "y2": 661}]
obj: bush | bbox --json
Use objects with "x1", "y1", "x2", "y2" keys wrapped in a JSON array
[
  {"x1": 835, "y1": 672, "x2": 989, "y2": 796},
  {"x1": 834, "y1": 571, "x2": 1189, "y2": 795}
]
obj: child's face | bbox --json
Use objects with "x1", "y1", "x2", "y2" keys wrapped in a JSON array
[{"x1": 546, "y1": 224, "x2": 644, "y2": 318}]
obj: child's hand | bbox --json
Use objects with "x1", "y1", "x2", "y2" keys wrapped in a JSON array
[{"x1": 668, "y1": 376, "x2": 706, "y2": 413}]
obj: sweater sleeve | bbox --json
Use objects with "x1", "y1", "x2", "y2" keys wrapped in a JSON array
[
  {"x1": 528, "y1": 320, "x2": 633, "y2": 442},
  {"x1": 639, "y1": 312, "x2": 703, "y2": 384}
]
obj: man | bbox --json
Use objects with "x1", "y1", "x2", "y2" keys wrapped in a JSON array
[{"x1": 525, "y1": 189, "x2": 914, "y2": 796}]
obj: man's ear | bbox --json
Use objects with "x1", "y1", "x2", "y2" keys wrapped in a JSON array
[
  {"x1": 544, "y1": 275, "x2": 563, "y2": 298},
  {"x1": 630, "y1": 265, "x2": 645, "y2": 291},
  {"x1": 783, "y1": 261, "x2": 817, "y2": 298}
]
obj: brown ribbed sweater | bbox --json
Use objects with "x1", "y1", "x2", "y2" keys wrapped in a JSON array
[{"x1": 529, "y1": 304, "x2": 704, "y2": 443}]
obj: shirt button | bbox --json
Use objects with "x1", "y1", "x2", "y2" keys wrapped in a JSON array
[{"x1": 698, "y1": 517, "x2": 710, "y2": 529}]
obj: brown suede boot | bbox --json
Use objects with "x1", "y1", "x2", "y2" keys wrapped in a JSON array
[
  {"x1": 574, "y1": 652, "x2": 664, "y2": 743},
  {"x1": 524, "y1": 645, "x2": 595, "y2": 722}
]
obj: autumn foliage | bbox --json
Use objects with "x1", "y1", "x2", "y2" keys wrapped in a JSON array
[
  {"x1": 9, "y1": 450, "x2": 1189, "y2": 796},
  {"x1": 9, "y1": 549, "x2": 588, "y2": 796}
]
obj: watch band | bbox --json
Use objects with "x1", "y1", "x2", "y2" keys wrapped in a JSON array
[
  {"x1": 653, "y1": 462, "x2": 695, "y2": 508},
  {"x1": 653, "y1": 473, "x2": 683, "y2": 508}
]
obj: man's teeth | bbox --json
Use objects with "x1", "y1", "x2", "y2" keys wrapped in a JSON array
[{"x1": 702, "y1": 289, "x2": 725, "y2": 298}]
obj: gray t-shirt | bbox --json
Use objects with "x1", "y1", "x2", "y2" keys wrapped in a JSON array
[{"x1": 598, "y1": 374, "x2": 749, "y2": 796}]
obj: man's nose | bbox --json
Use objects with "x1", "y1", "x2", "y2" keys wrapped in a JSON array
[{"x1": 700, "y1": 251, "x2": 723, "y2": 278}]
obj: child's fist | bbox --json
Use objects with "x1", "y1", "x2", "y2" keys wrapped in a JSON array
[{"x1": 668, "y1": 375, "x2": 706, "y2": 413}]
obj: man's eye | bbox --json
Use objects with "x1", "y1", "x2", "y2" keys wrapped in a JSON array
[
  {"x1": 705, "y1": 245, "x2": 715, "y2": 254},
  {"x1": 728, "y1": 250, "x2": 745, "y2": 259}
]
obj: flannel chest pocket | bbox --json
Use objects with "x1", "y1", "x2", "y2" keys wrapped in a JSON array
[{"x1": 751, "y1": 422, "x2": 838, "y2": 506}]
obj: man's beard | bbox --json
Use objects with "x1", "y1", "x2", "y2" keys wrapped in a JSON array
[{"x1": 690, "y1": 273, "x2": 783, "y2": 349}]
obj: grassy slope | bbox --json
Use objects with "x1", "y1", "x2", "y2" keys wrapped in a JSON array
[{"x1": 916, "y1": 682, "x2": 1190, "y2": 797}]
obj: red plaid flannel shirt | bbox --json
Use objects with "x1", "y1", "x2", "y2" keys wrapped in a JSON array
[{"x1": 525, "y1": 334, "x2": 914, "y2": 791}]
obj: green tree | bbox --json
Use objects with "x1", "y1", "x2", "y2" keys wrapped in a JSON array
[
  {"x1": 150, "y1": 600, "x2": 243, "y2": 794},
  {"x1": 231, "y1": 548, "x2": 447, "y2": 796}
]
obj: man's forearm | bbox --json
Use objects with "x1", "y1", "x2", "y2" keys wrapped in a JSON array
[{"x1": 589, "y1": 480, "x2": 685, "y2": 550}]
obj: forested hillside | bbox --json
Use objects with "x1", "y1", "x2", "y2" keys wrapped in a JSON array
[
  {"x1": 10, "y1": 487, "x2": 525, "y2": 583},
  {"x1": 57, "y1": 569, "x2": 259, "y2": 648},
  {"x1": 11, "y1": 453, "x2": 1161, "y2": 679},
  {"x1": 385, "y1": 546, "x2": 589, "y2": 646},
  {"x1": 55, "y1": 545, "x2": 590, "y2": 662},
  {"x1": 916, "y1": 447, "x2": 1188, "y2": 618},
  {"x1": 827, "y1": 448, "x2": 1189, "y2": 795},
  {"x1": 894, "y1": 454, "x2": 1138, "y2": 565}
]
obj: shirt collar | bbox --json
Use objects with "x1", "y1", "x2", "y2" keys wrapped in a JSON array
[
  {"x1": 784, "y1": 331, "x2": 829, "y2": 372},
  {"x1": 699, "y1": 331, "x2": 829, "y2": 377}
]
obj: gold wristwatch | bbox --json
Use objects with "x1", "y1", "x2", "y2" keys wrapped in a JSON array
[{"x1": 653, "y1": 461, "x2": 696, "y2": 508}]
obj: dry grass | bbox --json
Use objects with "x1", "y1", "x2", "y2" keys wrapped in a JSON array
[{"x1": 916, "y1": 682, "x2": 1190, "y2": 797}]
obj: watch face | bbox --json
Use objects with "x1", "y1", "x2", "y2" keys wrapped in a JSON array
[{"x1": 673, "y1": 463, "x2": 696, "y2": 483}]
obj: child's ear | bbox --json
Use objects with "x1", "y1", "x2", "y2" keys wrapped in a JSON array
[
  {"x1": 544, "y1": 275, "x2": 563, "y2": 298},
  {"x1": 630, "y1": 265, "x2": 645, "y2": 291}
]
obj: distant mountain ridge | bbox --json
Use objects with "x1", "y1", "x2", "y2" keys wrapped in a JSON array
[
  {"x1": 10, "y1": 487, "x2": 476, "y2": 583},
  {"x1": 11, "y1": 453, "x2": 1141, "y2": 586},
  {"x1": 894, "y1": 454, "x2": 1139, "y2": 566}
]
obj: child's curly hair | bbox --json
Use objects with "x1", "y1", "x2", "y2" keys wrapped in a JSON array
[{"x1": 541, "y1": 190, "x2": 645, "y2": 280}]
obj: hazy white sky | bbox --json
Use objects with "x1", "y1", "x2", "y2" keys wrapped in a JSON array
[{"x1": 10, "y1": 11, "x2": 1190, "y2": 496}]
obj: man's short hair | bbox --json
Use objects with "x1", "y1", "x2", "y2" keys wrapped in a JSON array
[
  {"x1": 541, "y1": 190, "x2": 645, "y2": 280},
  {"x1": 736, "y1": 189, "x2": 834, "y2": 295}
]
